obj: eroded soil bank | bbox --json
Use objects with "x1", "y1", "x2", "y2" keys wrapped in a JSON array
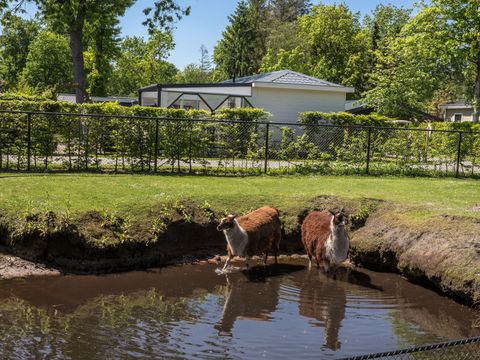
[{"x1": 0, "y1": 196, "x2": 478, "y2": 305}]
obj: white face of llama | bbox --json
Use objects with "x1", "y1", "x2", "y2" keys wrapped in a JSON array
[
  {"x1": 217, "y1": 215, "x2": 236, "y2": 231},
  {"x1": 329, "y1": 208, "x2": 349, "y2": 227}
]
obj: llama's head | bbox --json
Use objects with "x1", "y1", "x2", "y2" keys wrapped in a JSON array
[
  {"x1": 217, "y1": 215, "x2": 237, "y2": 231},
  {"x1": 329, "y1": 208, "x2": 348, "y2": 227}
]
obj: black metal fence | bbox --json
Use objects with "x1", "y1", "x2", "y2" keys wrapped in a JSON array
[
  {"x1": 339, "y1": 336, "x2": 480, "y2": 360},
  {"x1": 0, "y1": 110, "x2": 479, "y2": 177}
]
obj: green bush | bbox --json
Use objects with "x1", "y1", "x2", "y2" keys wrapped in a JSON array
[
  {"x1": 299, "y1": 111, "x2": 395, "y2": 126},
  {"x1": 0, "y1": 100, "x2": 271, "y2": 173},
  {"x1": 0, "y1": 101, "x2": 478, "y2": 177}
]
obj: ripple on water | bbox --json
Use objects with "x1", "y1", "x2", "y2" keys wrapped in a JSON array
[{"x1": 0, "y1": 262, "x2": 478, "y2": 359}]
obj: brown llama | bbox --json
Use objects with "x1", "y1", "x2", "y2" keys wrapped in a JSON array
[
  {"x1": 301, "y1": 208, "x2": 350, "y2": 272},
  {"x1": 217, "y1": 206, "x2": 282, "y2": 270}
]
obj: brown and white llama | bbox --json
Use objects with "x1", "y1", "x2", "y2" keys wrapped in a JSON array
[
  {"x1": 217, "y1": 206, "x2": 282, "y2": 270},
  {"x1": 301, "y1": 208, "x2": 350, "y2": 272}
]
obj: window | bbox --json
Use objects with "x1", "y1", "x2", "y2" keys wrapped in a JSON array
[
  {"x1": 228, "y1": 97, "x2": 236, "y2": 108},
  {"x1": 453, "y1": 113, "x2": 462, "y2": 122}
]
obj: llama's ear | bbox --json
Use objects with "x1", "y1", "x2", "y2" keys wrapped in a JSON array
[
  {"x1": 228, "y1": 214, "x2": 236, "y2": 220},
  {"x1": 329, "y1": 210, "x2": 336, "y2": 216},
  {"x1": 340, "y1": 207, "x2": 345, "y2": 213}
]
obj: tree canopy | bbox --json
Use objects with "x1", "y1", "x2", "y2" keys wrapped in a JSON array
[
  {"x1": 20, "y1": 30, "x2": 73, "y2": 93},
  {"x1": 0, "y1": 0, "x2": 478, "y2": 122},
  {"x1": 0, "y1": 0, "x2": 189, "y2": 102},
  {"x1": 0, "y1": 13, "x2": 40, "y2": 90}
]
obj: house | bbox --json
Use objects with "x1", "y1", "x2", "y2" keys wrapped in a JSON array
[
  {"x1": 138, "y1": 70, "x2": 354, "y2": 123},
  {"x1": 345, "y1": 100, "x2": 374, "y2": 114},
  {"x1": 439, "y1": 101, "x2": 475, "y2": 122},
  {"x1": 58, "y1": 93, "x2": 138, "y2": 106}
]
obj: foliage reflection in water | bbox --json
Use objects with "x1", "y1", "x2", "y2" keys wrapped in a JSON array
[{"x1": 0, "y1": 260, "x2": 478, "y2": 359}]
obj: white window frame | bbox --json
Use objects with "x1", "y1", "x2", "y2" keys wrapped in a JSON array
[{"x1": 453, "y1": 113, "x2": 463, "y2": 122}]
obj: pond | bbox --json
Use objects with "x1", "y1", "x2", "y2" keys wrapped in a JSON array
[{"x1": 0, "y1": 259, "x2": 478, "y2": 359}]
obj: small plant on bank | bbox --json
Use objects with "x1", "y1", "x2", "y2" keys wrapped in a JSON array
[
  {"x1": 173, "y1": 199, "x2": 193, "y2": 223},
  {"x1": 101, "y1": 209, "x2": 122, "y2": 230},
  {"x1": 118, "y1": 214, "x2": 131, "y2": 244},
  {"x1": 200, "y1": 200, "x2": 215, "y2": 222},
  {"x1": 149, "y1": 217, "x2": 167, "y2": 243}
]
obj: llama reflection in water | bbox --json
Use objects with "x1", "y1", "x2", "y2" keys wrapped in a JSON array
[
  {"x1": 298, "y1": 270, "x2": 347, "y2": 350},
  {"x1": 214, "y1": 264, "x2": 305, "y2": 335}
]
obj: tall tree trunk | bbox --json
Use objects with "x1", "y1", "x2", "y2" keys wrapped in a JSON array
[
  {"x1": 68, "y1": 3, "x2": 87, "y2": 104},
  {"x1": 70, "y1": 28, "x2": 86, "y2": 103},
  {"x1": 474, "y1": 59, "x2": 480, "y2": 123}
]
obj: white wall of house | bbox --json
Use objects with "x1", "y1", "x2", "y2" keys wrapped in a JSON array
[
  {"x1": 444, "y1": 108, "x2": 474, "y2": 122},
  {"x1": 141, "y1": 86, "x2": 348, "y2": 122},
  {"x1": 249, "y1": 87, "x2": 347, "y2": 123}
]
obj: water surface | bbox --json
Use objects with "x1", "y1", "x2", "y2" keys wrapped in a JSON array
[{"x1": 0, "y1": 260, "x2": 478, "y2": 359}]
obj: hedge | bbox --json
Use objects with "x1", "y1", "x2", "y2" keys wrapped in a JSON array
[
  {"x1": 299, "y1": 111, "x2": 480, "y2": 133},
  {"x1": 0, "y1": 100, "x2": 272, "y2": 173},
  {"x1": 0, "y1": 100, "x2": 272, "y2": 122},
  {"x1": 299, "y1": 112, "x2": 396, "y2": 126},
  {"x1": 0, "y1": 100, "x2": 478, "y2": 177}
]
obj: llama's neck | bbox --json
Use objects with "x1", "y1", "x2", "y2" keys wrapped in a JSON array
[
  {"x1": 329, "y1": 218, "x2": 349, "y2": 248},
  {"x1": 223, "y1": 219, "x2": 248, "y2": 256}
]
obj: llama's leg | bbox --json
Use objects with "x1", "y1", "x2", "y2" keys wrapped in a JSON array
[
  {"x1": 264, "y1": 251, "x2": 268, "y2": 265},
  {"x1": 222, "y1": 249, "x2": 233, "y2": 271},
  {"x1": 275, "y1": 231, "x2": 281, "y2": 265}
]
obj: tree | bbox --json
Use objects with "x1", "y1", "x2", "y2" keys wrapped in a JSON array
[
  {"x1": 176, "y1": 46, "x2": 212, "y2": 84},
  {"x1": 0, "y1": 13, "x2": 40, "y2": 90},
  {"x1": 363, "y1": 1, "x2": 477, "y2": 119},
  {"x1": 1, "y1": 0, "x2": 189, "y2": 103},
  {"x1": 83, "y1": 8, "x2": 122, "y2": 96},
  {"x1": 213, "y1": 0, "x2": 268, "y2": 81},
  {"x1": 109, "y1": 32, "x2": 177, "y2": 96},
  {"x1": 261, "y1": 3, "x2": 371, "y2": 94},
  {"x1": 199, "y1": 44, "x2": 211, "y2": 73},
  {"x1": 260, "y1": 47, "x2": 309, "y2": 74},
  {"x1": 425, "y1": 0, "x2": 480, "y2": 122},
  {"x1": 175, "y1": 64, "x2": 211, "y2": 84},
  {"x1": 20, "y1": 30, "x2": 73, "y2": 92},
  {"x1": 362, "y1": 4, "x2": 411, "y2": 90},
  {"x1": 363, "y1": 4, "x2": 411, "y2": 53},
  {"x1": 267, "y1": 0, "x2": 311, "y2": 22}
]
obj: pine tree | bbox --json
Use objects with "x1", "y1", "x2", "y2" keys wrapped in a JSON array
[
  {"x1": 268, "y1": 0, "x2": 311, "y2": 22},
  {"x1": 213, "y1": 0, "x2": 267, "y2": 81},
  {"x1": 199, "y1": 44, "x2": 211, "y2": 72}
]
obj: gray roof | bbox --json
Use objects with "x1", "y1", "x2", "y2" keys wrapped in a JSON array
[
  {"x1": 221, "y1": 70, "x2": 344, "y2": 88},
  {"x1": 439, "y1": 100, "x2": 473, "y2": 109}
]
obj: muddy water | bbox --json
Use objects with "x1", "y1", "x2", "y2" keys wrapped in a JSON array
[{"x1": 0, "y1": 260, "x2": 478, "y2": 359}]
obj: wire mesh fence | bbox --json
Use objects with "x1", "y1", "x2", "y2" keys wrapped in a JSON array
[
  {"x1": 0, "y1": 110, "x2": 479, "y2": 177},
  {"x1": 338, "y1": 336, "x2": 480, "y2": 360}
]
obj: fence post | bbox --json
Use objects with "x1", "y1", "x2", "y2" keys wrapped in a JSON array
[
  {"x1": 154, "y1": 118, "x2": 159, "y2": 172},
  {"x1": 84, "y1": 122, "x2": 89, "y2": 170},
  {"x1": 365, "y1": 127, "x2": 372, "y2": 175},
  {"x1": 27, "y1": 113, "x2": 32, "y2": 171},
  {"x1": 264, "y1": 123, "x2": 270, "y2": 174},
  {"x1": 455, "y1": 131, "x2": 463, "y2": 178}
]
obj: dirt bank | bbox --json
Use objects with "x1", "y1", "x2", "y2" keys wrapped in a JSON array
[
  {"x1": 0, "y1": 246, "x2": 60, "y2": 279},
  {"x1": 350, "y1": 205, "x2": 480, "y2": 305},
  {"x1": 0, "y1": 197, "x2": 479, "y2": 305}
]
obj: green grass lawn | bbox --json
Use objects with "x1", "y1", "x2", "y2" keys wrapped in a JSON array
[{"x1": 0, "y1": 173, "x2": 478, "y2": 217}]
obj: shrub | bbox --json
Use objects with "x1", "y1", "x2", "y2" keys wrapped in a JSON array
[{"x1": 299, "y1": 111, "x2": 395, "y2": 126}]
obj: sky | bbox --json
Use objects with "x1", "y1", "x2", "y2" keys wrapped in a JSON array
[{"x1": 20, "y1": 0, "x2": 417, "y2": 69}]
